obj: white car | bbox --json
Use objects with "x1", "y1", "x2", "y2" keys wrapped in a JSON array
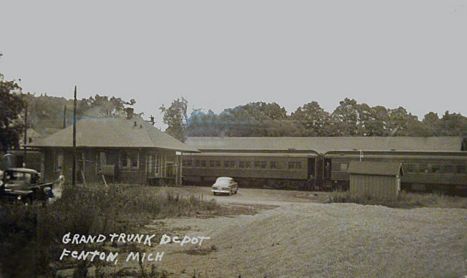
[{"x1": 212, "y1": 177, "x2": 238, "y2": 196}]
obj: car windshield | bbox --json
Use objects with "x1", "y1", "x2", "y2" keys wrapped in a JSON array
[
  {"x1": 215, "y1": 177, "x2": 232, "y2": 185},
  {"x1": 5, "y1": 172, "x2": 32, "y2": 183}
]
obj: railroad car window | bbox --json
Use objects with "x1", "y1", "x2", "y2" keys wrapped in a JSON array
[
  {"x1": 339, "y1": 163, "x2": 348, "y2": 172},
  {"x1": 254, "y1": 161, "x2": 267, "y2": 169},
  {"x1": 270, "y1": 161, "x2": 279, "y2": 169},
  {"x1": 224, "y1": 161, "x2": 235, "y2": 168},
  {"x1": 457, "y1": 165, "x2": 466, "y2": 174},
  {"x1": 239, "y1": 161, "x2": 251, "y2": 168},
  {"x1": 331, "y1": 162, "x2": 341, "y2": 171},
  {"x1": 430, "y1": 164, "x2": 440, "y2": 173},
  {"x1": 405, "y1": 164, "x2": 418, "y2": 173},
  {"x1": 440, "y1": 165, "x2": 455, "y2": 173},
  {"x1": 419, "y1": 164, "x2": 429, "y2": 173},
  {"x1": 288, "y1": 161, "x2": 302, "y2": 169}
]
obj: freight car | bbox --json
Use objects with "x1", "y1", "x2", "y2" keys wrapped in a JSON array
[{"x1": 323, "y1": 151, "x2": 467, "y2": 195}]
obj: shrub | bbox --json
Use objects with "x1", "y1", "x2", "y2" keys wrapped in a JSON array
[
  {"x1": 0, "y1": 184, "x2": 223, "y2": 277},
  {"x1": 327, "y1": 190, "x2": 467, "y2": 209}
]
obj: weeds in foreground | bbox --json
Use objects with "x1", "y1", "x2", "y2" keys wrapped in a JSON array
[
  {"x1": 0, "y1": 184, "x2": 223, "y2": 277},
  {"x1": 327, "y1": 190, "x2": 467, "y2": 208}
]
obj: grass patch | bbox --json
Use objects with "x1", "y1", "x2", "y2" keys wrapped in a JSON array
[
  {"x1": 327, "y1": 190, "x2": 467, "y2": 209},
  {"x1": 0, "y1": 184, "x2": 225, "y2": 277}
]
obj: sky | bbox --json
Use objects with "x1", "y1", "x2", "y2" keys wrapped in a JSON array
[{"x1": 1, "y1": 0, "x2": 466, "y2": 127}]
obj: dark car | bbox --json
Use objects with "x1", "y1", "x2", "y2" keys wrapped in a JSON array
[{"x1": 0, "y1": 168, "x2": 54, "y2": 203}]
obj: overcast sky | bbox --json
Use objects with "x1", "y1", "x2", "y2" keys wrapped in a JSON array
[{"x1": 1, "y1": 0, "x2": 466, "y2": 125}]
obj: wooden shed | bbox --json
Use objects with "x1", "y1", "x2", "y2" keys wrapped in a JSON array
[{"x1": 347, "y1": 161, "x2": 403, "y2": 200}]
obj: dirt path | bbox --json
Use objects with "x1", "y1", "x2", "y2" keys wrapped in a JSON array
[{"x1": 147, "y1": 188, "x2": 467, "y2": 277}]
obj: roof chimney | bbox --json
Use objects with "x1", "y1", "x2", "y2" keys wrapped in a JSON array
[{"x1": 125, "y1": 107, "x2": 134, "y2": 120}]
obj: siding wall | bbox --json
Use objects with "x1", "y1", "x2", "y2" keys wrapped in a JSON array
[
  {"x1": 349, "y1": 174, "x2": 400, "y2": 200},
  {"x1": 41, "y1": 148, "x2": 179, "y2": 185}
]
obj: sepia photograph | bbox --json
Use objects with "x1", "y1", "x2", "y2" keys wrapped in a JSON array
[{"x1": 0, "y1": 1, "x2": 466, "y2": 277}]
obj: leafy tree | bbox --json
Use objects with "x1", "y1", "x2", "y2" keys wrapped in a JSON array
[
  {"x1": 0, "y1": 78, "x2": 26, "y2": 152},
  {"x1": 218, "y1": 102, "x2": 292, "y2": 136},
  {"x1": 291, "y1": 101, "x2": 331, "y2": 136},
  {"x1": 422, "y1": 112, "x2": 441, "y2": 135},
  {"x1": 186, "y1": 109, "x2": 224, "y2": 137},
  {"x1": 160, "y1": 97, "x2": 188, "y2": 141},
  {"x1": 185, "y1": 102, "x2": 292, "y2": 137},
  {"x1": 364, "y1": 105, "x2": 389, "y2": 136},
  {"x1": 331, "y1": 98, "x2": 359, "y2": 136},
  {"x1": 79, "y1": 95, "x2": 136, "y2": 118},
  {"x1": 437, "y1": 111, "x2": 467, "y2": 136},
  {"x1": 386, "y1": 107, "x2": 413, "y2": 135},
  {"x1": 19, "y1": 93, "x2": 137, "y2": 135}
]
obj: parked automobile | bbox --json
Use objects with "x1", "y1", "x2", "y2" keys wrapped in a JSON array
[
  {"x1": 211, "y1": 177, "x2": 238, "y2": 196},
  {"x1": 0, "y1": 168, "x2": 54, "y2": 203}
]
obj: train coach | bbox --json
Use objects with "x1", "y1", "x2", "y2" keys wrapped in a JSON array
[
  {"x1": 183, "y1": 136, "x2": 467, "y2": 194},
  {"x1": 323, "y1": 151, "x2": 467, "y2": 195},
  {"x1": 183, "y1": 137, "x2": 330, "y2": 189},
  {"x1": 182, "y1": 151, "x2": 320, "y2": 190}
]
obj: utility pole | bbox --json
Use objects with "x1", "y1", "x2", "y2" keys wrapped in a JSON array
[
  {"x1": 72, "y1": 86, "x2": 77, "y2": 186},
  {"x1": 23, "y1": 104, "x2": 28, "y2": 167},
  {"x1": 63, "y1": 105, "x2": 67, "y2": 128}
]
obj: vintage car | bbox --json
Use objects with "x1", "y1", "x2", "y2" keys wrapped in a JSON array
[
  {"x1": 0, "y1": 168, "x2": 54, "y2": 203},
  {"x1": 211, "y1": 177, "x2": 238, "y2": 196}
]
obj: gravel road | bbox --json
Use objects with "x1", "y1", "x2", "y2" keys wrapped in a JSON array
[{"x1": 150, "y1": 187, "x2": 467, "y2": 277}]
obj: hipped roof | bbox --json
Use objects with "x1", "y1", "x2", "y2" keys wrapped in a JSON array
[{"x1": 31, "y1": 118, "x2": 198, "y2": 152}]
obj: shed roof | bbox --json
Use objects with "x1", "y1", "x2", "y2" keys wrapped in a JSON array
[
  {"x1": 186, "y1": 136, "x2": 463, "y2": 154},
  {"x1": 31, "y1": 118, "x2": 198, "y2": 152},
  {"x1": 347, "y1": 161, "x2": 403, "y2": 176}
]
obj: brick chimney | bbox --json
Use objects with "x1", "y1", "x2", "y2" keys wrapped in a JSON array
[{"x1": 125, "y1": 107, "x2": 134, "y2": 120}]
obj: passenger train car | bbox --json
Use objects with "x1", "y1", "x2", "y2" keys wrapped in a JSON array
[
  {"x1": 323, "y1": 151, "x2": 467, "y2": 194},
  {"x1": 183, "y1": 151, "x2": 319, "y2": 190},
  {"x1": 183, "y1": 136, "x2": 467, "y2": 195}
]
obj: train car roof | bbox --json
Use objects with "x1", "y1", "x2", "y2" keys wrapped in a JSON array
[
  {"x1": 186, "y1": 136, "x2": 464, "y2": 154},
  {"x1": 184, "y1": 152, "x2": 318, "y2": 157},
  {"x1": 325, "y1": 150, "x2": 467, "y2": 157},
  {"x1": 348, "y1": 161, "x2": 403, "y2": 177}
]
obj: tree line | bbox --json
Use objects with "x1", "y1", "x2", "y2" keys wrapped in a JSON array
[
  {"x1": 0, "y1": 76, "x2": 136, "y2": 151},
  {"x1": 1, "y1": 73, "x2": 466, "y2": 151},
  {"x1": 163, "y1": 98, "x2": 467, "y2": 141}
]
